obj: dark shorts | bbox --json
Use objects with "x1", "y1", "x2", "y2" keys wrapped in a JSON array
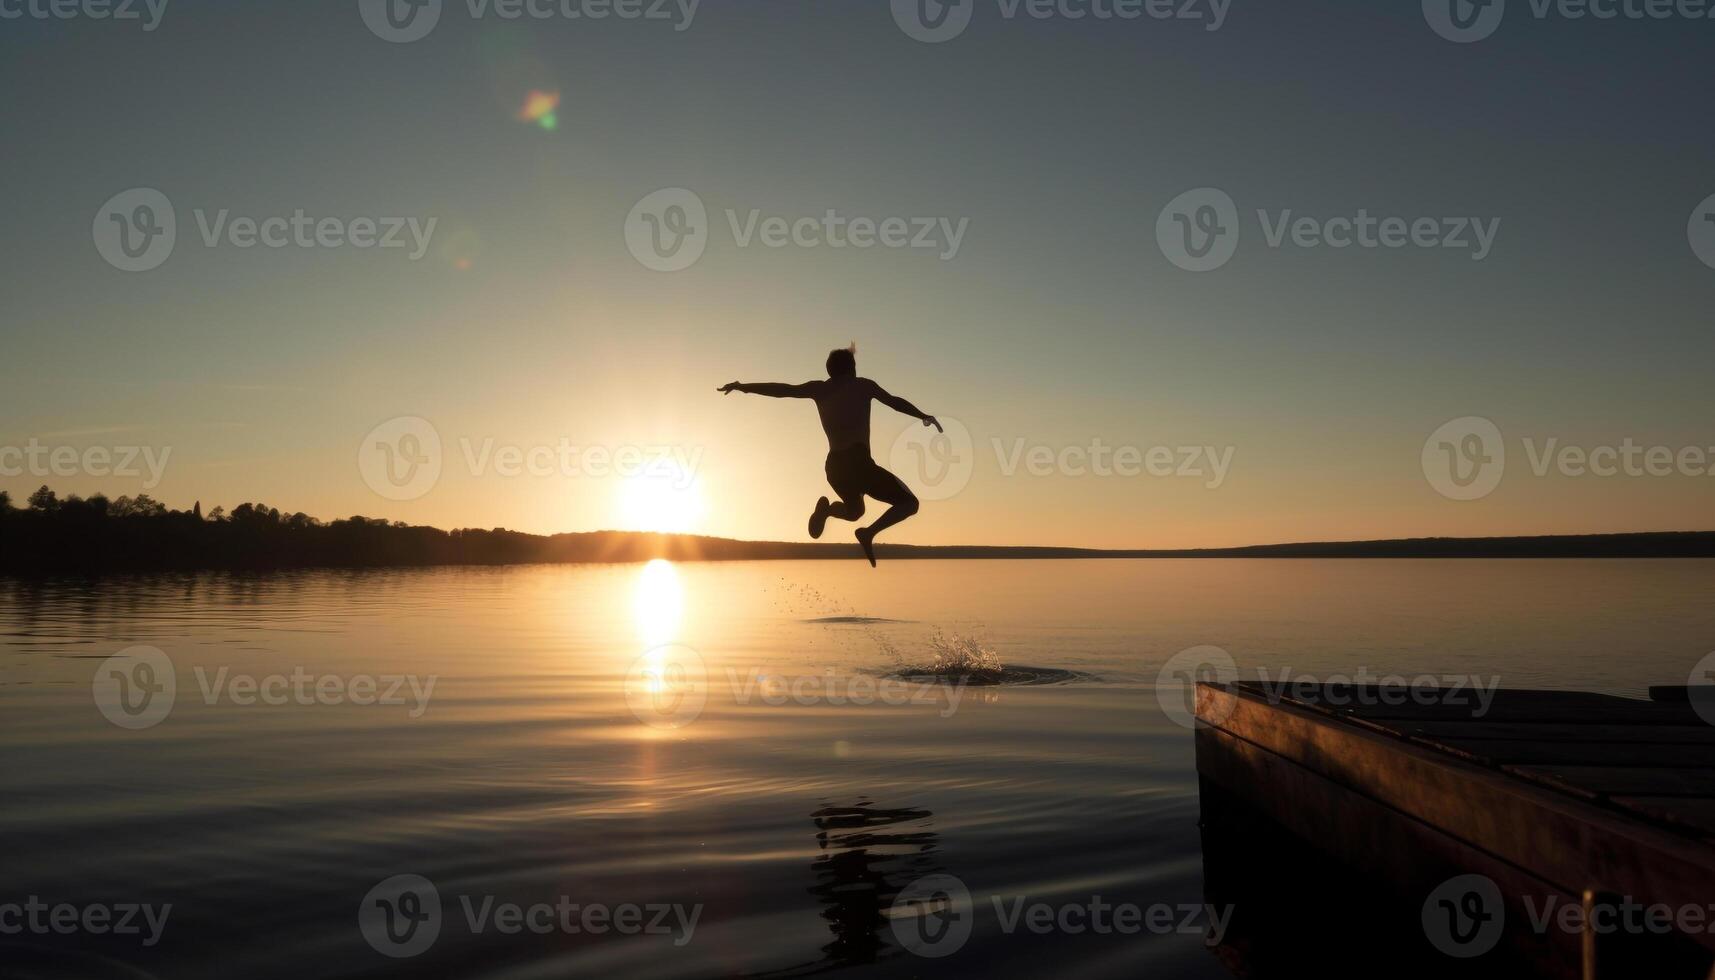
[{"x1": 825, "y1": 445, "x2": 912, "y2": 505}]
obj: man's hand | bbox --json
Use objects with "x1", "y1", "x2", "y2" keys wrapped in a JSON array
[
  {"x1": 923, "y1": 415, "x2": 944, "y2": 433},
  {"x1": 718, "y1": 382, "x2": 744, "y2": 395}
]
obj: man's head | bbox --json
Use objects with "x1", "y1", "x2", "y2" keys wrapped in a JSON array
[{"x1": 826, "y1": 343, "x2": 857, "y2": 379}]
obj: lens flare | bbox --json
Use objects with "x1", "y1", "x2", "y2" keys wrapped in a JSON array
[{"x1": 517, "y1": 90, "x2": 560, "y2": 132}]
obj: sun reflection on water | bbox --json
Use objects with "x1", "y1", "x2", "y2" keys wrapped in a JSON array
[{"x1": 633, "y1": 558, "x2": 684, "y2": 651}]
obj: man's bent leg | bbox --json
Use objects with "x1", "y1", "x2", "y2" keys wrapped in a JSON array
[
  {"x1": 854, "y1": 468, "x2": 919, "y2": 566},
  {"x1": 863, "y1": 469, "x2": 919, "y2": 538},
  {"x1": 826, "y1": 497, "x2": 865, "y2": 521}
]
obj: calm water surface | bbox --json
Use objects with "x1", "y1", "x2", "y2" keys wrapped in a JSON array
[{"x1": 3, "y1": 560, "x2": 1712, "y2": 978}]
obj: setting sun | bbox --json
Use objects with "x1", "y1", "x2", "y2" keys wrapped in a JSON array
[{"x1": 614, "y1": 460, "x2": 704, "y2": 534}]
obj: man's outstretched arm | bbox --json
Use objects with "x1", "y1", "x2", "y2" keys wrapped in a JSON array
[
  {"x1": 872, "y1": 383, "x2": 943, "y2": 432},
  {"x1": 718, "y1": 381, "x2": 819, "y2": 398}
]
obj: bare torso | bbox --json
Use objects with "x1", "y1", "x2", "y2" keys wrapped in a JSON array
[{"x1": 812, "y1": 377, "x2": 876, "y2": 453}]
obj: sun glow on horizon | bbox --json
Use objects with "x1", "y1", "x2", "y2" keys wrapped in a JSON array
[{"x1": 614, "y1": 459, "x2": 705, "y2": 534}]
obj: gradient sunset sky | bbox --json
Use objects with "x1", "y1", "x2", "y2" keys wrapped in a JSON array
[{"x1": 2, "y1": 1, "x2": 1711, "y2": 549}]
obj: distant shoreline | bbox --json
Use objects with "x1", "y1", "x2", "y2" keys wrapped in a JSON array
[{"x1": 3, "y1": 489, "x2": 1714, "y2": 573}]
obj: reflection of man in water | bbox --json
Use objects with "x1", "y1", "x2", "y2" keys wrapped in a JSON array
[
  {"x1": 808, "y1": 803, "x2": 938, "y2": 966},
  {"x1": 720, "y1": 345, "x2": 941, "y2": 567}
]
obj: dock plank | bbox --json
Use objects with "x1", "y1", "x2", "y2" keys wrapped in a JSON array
[
  {"x1": 1398, "y1": 722, "x2": 1715, "y2": 744},
  {"x1": 1611, "y1": 797, "x2": 1715, "y2": 837},
  {"x1": 1504, "y1": 765, "x2": 1715, "y2": 799},
  {"x1": 1228, "y1": 680, "x2": 1706, "y2": 726},
  {"x1": 1414, "y1": 738, "x2": 1715, "y2": 769}
]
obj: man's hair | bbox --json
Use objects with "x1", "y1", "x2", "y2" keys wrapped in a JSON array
[{"x1": 826, "y1": 343, "x2": 857, "y2": 378}]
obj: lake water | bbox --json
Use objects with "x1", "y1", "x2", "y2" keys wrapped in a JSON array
[{"x1": 3, "y1": 559, "x2": 1713, "y2": 979}]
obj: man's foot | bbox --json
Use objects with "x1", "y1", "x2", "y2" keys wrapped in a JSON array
[
  {"x1": 855, "y1": 527, "x2": 877, "y2": 567},
  {"x1": 809, "y1": 497, "x2": 831, "y2": 539}
]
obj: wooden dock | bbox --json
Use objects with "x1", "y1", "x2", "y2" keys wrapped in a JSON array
[{"x1": 1194, "y1": 680, "x2": 1715, "y2": 979}]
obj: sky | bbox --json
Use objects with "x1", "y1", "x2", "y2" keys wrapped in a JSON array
[{"x1": 2, "y1": 0, "x2": 1712, "y2": 549}]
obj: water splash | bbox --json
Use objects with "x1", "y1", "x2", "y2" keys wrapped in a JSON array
[
  {"x1": 905, "y1": 629, "x2": 1004, "y2": 677},
  {"x1": 768, "y1": 578, "x2": 1085, "y2": 686}
]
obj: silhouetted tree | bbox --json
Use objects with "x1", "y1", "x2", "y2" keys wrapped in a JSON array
[{"x1": 27, "y1": 486, "x2": 58, "y2": 512}]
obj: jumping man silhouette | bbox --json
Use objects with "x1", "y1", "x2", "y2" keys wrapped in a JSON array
[{"x1": 720, "y1": 345, "x2": 941, "y2": 566}]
